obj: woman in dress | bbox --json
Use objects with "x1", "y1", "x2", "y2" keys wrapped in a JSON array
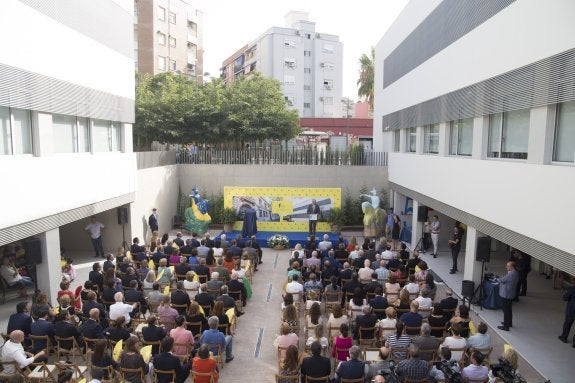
[
  {"x1": 156, "y1": 258, "x2": 172, "y2": 284},
  {"x1": 119, "y1": 337, "x2": 149, "y2": 383},
  {"x1": 185, "y1": 301, "x2": 208, "y2": 335},
  {"x1": 157, "y1": 295, "x2": 178, "y2": 332},
  {"x1": 347, "y1": 236, "x2": 358, "y2": 253},
  {"x1": 423, "y1": 273, "x2": 437, "y2": 300},
  {"x1": 393, "y1": 288, "x2": 411, "y2": 315},
  {"x1": 142, "y1": 270, "x2": 156, "y2": 289},
  {"x1": 332, "y1": 323, "x2": 353, "y2": 362},
  {"x1": 282, "y1": 304, "x2": 299, "y2": 328},
  {"x1": 348, "y1": 287, "x2": 367, "y2": 317},
  {"x1": 183, "y1": 270, "x2": 200, "y2": 298},
  {"x1": 306, "y1": 302, "x2": 322, "y2": 329},
  {"x1": 91, "y1": 339, "x2": 118, "y2": 380},
  {"x1": 326, "y1": 305, "x2": 349, "y2": 340},
  {"x1": 212, "y1": 301, "x2": 230, "y2": 335},
  {"x1": 306, "y1": 324, "x2": 328, "y2": 353},
  {"x1": 274, "y1": 322, "x2": 299, "y2": 360},
  {"x1": 449, "y1": 305, "x2": 472, "y2": 338},
  {"x1": 104, "y1": 315, "x2": 131, "y2": 342},
  {"x1": 192, "y1": 344, "x2": 219, "y2": 383},
  {"x1": 428, "y1": 303, "x2": 450, "y2": 338},
  {"x1": 385, "y1": 274, "x2": 401, "y2": 304},
  {"x1": 278, "y1": 345, "x2": 300, "y2": 383},
  {"x1": 377, "y1": 306, "x2": 397, "y2": 341},
  {"x1": 324, "y1": 276, "x2": 341, "y2": 303},
  {"x1": 385, "y1": 321, "x2": 411, "y2": 360}
]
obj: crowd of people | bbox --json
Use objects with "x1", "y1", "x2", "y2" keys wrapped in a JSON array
[
  {"x1": 1, "y1": 230, "x2": 262, "y2": 383},
  {"x1": 276, "y1": 234, "x2": 519, "y2": 383}
]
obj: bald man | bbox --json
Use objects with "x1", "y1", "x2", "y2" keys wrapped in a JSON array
[
  {"x1": 78, "y1": 308, "x2": 105, "y2": 339},
  {"x1": 1, "y1": 330, "x2": 45, "y2": 374}
]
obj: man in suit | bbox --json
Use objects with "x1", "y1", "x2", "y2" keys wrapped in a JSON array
[
  {"x1": 194, "y1": 284, "x2": 215, "y2": 316},
  {"x1": 171, "y1": 281, "x2": 191, "y2": 314},
  {"x1": 354, "y1": 306, "x2": 377, "y2": 340},
  {"x1": 152, "y1": 336, "x2": 190, "y2": 383},
  {"x1": 204, "y1": 233, "x2": 215, "y2": 248},
  {"x1": 558, "y1": 276, "x2": 575, "y2": 346},
  {"x1": 306, "y1": 199, "x2": 321, "y2": 236},
  {"x1": 152, "y1": 246, "x2": 167, "y2": 265},
  {"x1": 7, "y1": 302, "x2": 32, "y2": 338},
  {"x1": 217, "y1": 285, "x2": 244, "y2": 317},
  {"x1": 413, "y1": 323, "x2": 441, "y2": 362},
  {"x1": 364, "y1": 272, "x2": 383, "y2": 294},
  {"x1": 125, "y1": 280, "x2": 148, "y2": 314},
  {"x1": 148, "y1": 208, "x2": 159, "y2": 232},
  {"x1": 82, "y1": 291, "x2": 109, "y2": 328},
  {"x1": 213, "y1": 259, "x2": 230, "y2": 282},
  {"x1": 368, "y1": 287, "x2": 389, "y2": 318},
  {"x1": 440, "y1": 288, "x2": 459, "y2": 317},
  {"x1": 335, "y1": 346, "x2": 367, "y2": 383},
  {"x1": 103, "y1": 253, "x2": 115, "y2": 273},
  {"x1": 229, "y1": 240, "x2": 242, "y2": 258},
  {"x1": 175, "y1": 257, "x2": 191, "y2": 277},
  {"x1": 141, "y1": 316, "x2": 166, "y2": 354},
  {"x1": 190, "y1": 233, "x2": 201, "y2": 248},
  {"x1": 179, "y1": 239, "x2": 194, "y2": 256},
  {"x1": 497, "y1": 261, "x2": 519, "y2": 331},
  {"x1": 30, "y1": 308, "x2": 55, "y2": 353},
  {"x1": 54, "y1": 311, "x2": 81, "y2": 351},
  {"x1": 301, "y1": 341, "x2": 331, "y2": 383},
  {"x1": 173, "y1": 232, "x2": 185, "y2": 248},
  {"x1": 227, "y1": 273, "x2": 247, "y2": 309},
  {"x1": 79, "y1": 308, "x2": 105, "y2": 339},
  {"x1": 102, "y1": 280, "x2": 119, "y2": 307},
  {"x1": 195, "y1": 259, "x2": 210, "y2": 282},
  {"x1": 130, "y1": 237, "x2": 146, "y2": 255},
  {"x1": 89, "y1": 262, "x2": 104, "y2": 292}
]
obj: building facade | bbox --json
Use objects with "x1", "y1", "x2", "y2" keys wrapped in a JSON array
[
  {"x1": 0, "y1": 0, "x2": 137, "y2": 303},
  {"x1": 135, "y1": 0, "x2": 203, "y2": 81},
  {"x1": 221, "y1": 11, "x2": 343, "y2": 118},
  {"x1": 374, "y1": 0, "x2": 575, "y2": 282}
]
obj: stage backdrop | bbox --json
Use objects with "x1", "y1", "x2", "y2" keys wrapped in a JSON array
[{"x1": 224, "y1": 187, "x2": 341, "y2": 232}]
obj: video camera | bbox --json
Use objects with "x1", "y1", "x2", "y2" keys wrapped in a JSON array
[
  {"x1": 377, "y1": 360, "x2": 399, "y2": 383},
  {"x1": 435, "y1": 360, "x2": 463, "y2": 383},
  {"x1": 490, "y1": 358, "x2": 527, "y2": 383}
]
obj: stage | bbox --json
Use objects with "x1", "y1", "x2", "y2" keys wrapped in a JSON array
[{"x1": 215, "y1": 230, "x2": 344, "y2": 249}]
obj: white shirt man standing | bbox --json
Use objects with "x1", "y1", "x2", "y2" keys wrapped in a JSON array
[
  {"x1": 85, "y1": 216, "x2": 105, "y2": 258},
  {"x1": 430, "y1": 215, "x2": 440, "y2": 258}
]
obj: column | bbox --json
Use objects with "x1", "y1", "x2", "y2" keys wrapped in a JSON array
[
  {"x1": 438, "y1": 122, "x2": 449, "y2": 156},
  {"x1": 31, "y1": 112, "x2": 53, "y2": 157},
  {"x1": 527, "y1": 105, "x2": 555, "y2": 165},
  {"x1": 472, "y1": 115, "x2": 488, "y2": 160},
  {"x1": 463, "y1": 226, "x2": 483, "y2": 286},
  {"x1": 411, "y1": 199, "x2": 424, "y2": 251},
  {"x1": 37, "y1": 229, "x2": 63, "y2": 305},
  {"x1": 415, "y1": 126, "x2": 424, "y2": 154}
]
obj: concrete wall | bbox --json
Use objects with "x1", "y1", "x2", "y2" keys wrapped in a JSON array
[{"x1": 179, "y1": 164, "x2": 388, "y2": 198}]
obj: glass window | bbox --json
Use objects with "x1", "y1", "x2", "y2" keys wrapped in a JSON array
[
  {"x1": 488, "y1": 109, "x2": 529, "y2": 159},
  {"x1": 323, "y1": 44, "x2": 334, "y2": 53},
  {"x1": 53, "y1": 114, "x2": 76, "y2": 153},
  {"x1": 0, "y1": 106, "x2": 10, "y2": 155},
  {"x1": 158, "y1": 56, "x2": 166, "y2": 71},
  {"x1": 93, "y1": 119, "x2": 111, "y2": 152},
  {"x1": 169, "y1": 36, "x2": 176, "y2": 47},
  {"x1": 393, "y1": 130, "x2": 400, "y2": 152},
  {"x1": 78, "y1": 117, "x2": 90, "y2": 153},
  {"x1": 11, "y1": 109, "x2": 32, "y2": 155},
  {"x1": 449, "y1": 118, "x2": 473, "y2": 156},
  {"x1": 304, "y1": 68, "x2": 311, "y2": 74},
  {"x1": 284, "y1": 58, "x2": 296, "y2": 68},
  {"x1": 283, "y1": 75, "x2": 295, "y2": 85},
  {"x1": 406, "y1": 127, "x2": 416, "y2": 153},
  {"x1": 111, "y1": 122, "x2": 121, "y2": 151},
  {"x1": 168, "y1": 12, "x2": 176, "y2": 24},
  {"x1": 304, "y1": 51, "x2": 311, "y2": 57},
  {"x1": 554, "y1": 101, "x2": 575, "y2": 162},
  {"x1": 424, "y1": 124, "x2": 439, "y2": 154},
  {"x1": 158, "y1": 6, "x2": 166, "y2": 21},
  {"x1": 169, "y1": 59, "x2": 177, "y2": 71},
  {"x1": 284, "y1": 39, "x2": 295, "y2": 48},
  {"x1": 304, "y1": 103, "x2": 311, "y2": 108},
  {"x1": 158, "y1": 32, "x2": 166, "y2": 45}
]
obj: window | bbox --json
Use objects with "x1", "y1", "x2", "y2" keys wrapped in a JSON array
[
  {"x1": 424, "y1": 124, "x2": 439, "y2": 154},
  {"x1": 78, "y1": 117, "x2": 90, "y2": 152},
  {"x1": 449, "y1": 118, "x2": 473, "y2": 156},
  {"x1": 158, "y1": 6, "x2": 166, "y2": 21},
  {"x1": 53, "y1": 114, "x2": 76, "y2": 153},
  {"x1": 488, "y1": 109, "x2": 529, "y2": 159},
  {"x1": 284, "y1": 39, "x2": 295, "y2": 48},
  {"x1": 92, "y1": 119, "x2": 121, "y2": 152},
  {"x1": 168, "y1": 12, "x2": 176, "y2": 24},
  {"x1": 0, "y1": 107, "x2": 11, "y2": 154},
  {"x1": 393, "y1": 130, "x2": 400, "y2": 152},
  {"x1": 322, "y1": 97, "x2": 333, "y2": 105},
  {"x1": 305, "y1": 33, "x2": 311, "y2": 39},
  {"x1": 304, "y1": 50, "x2": 311, "y2": 57},
  {"x1": 169, "y1": 36, "x2": 176, "y2": 47},
  {"x1": 158, "y1": 32, "x2": 166, "y2": 45},
  {"x1": 304, "y1": 85, "x2": 311, "y2": 91},
  {"x1": 304, "y1": 103, "x2": 311, "y2": 108},
  {"x1": 406, "y1": 127, "x2": 416, "y2": 152},
  {"x1": 284, "y1": 96, "x2": 295, "y2": 106},
  {"x1": 304, "y1": 68, "x2": 311, "y2": 74},
  {"x1": 188, "y1": 21, "x2": 198, "y2": 36},
  {"x1": 554, "y1": 101, "x2": 575, "y2": 162},
  {"x1": 284, "y1": 58, "x2": 296, "y2": 69},
  {"x1": 323, "y1": 44, "x2": 334, "y2": 53},
  {"x1": 321, "y1": 62, "x2": 334, "y2": 70},
  {"x1": 169, "y1": 59, "x2": 177, "y2": 71},
  {"x1": 283, "y1": 75, "x2": 295, "y2": 85},
  {"x1": 323, "y1": 80, "x2": 333, "y2": 90},
  {"x1": 158, "y1": 56, "x2": 166, "y2": 71},
  {"x1": 0, "y1": 107, "x2": 33, "y2": 155}
]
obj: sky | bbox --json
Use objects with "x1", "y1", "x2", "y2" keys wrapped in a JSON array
[{"x1": 194, "y1": 0, "x2": 409, "y2": 100}]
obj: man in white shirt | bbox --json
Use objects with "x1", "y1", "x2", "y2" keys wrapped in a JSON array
[
  {"x1": 349, "y1": 245, "x2": 360, "y2": 260},
  {"x1": 1, "y1": 330, "x2": 45, "y2": 374},
  {"x1": 380, "y1": 246, "x2": 394, "y2": 261},
  {"x1": 85, "y1": 216, "x2": 105, "y2": 258},
  {"x1": 0, "y1": 258, "x2": 33, "y2": 297},
  {"x1": 286, "y1": 274, "x2": 304, "y2": 302},
  {"x1": 375, "y1": 260, "x2": 390, "y2": 285},
  {"x1": 318, "y1": 234, "x2": 333, "y2": 252},
  {"x1": 430, "y1": 215, "x2": 440, "y2": 258},
  {"x1": 109, "y1": 292, "x2": 137, "y2": 324},
  {"x1": 466, "y1": 322, "x2": 491, "y2": 350},
  {"x1": 415, "y1": 288, "x2": 433, "y2": 311},
  {"x1": 358, "y1": 260, "x2": 373, "y2": 283}
]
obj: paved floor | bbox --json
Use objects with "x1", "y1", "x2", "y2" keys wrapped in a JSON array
[{"x1": 0, "y1": 232, "x2": 571, "y2": 382}]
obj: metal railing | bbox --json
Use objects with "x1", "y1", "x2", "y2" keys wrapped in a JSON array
[{"x1": 176, "y1": 148, "x2": 387, "y2": 166}]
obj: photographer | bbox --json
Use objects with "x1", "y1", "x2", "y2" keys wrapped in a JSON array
[
  {"x1": 462, "y1": 350, "x2": 488, "y2": 381},
  {"x1": 489, "y1": 347, "x2": 522, "y2": 383},
  {"x1": 429, "y1": 347, "x2": 461, "y2": 383}
]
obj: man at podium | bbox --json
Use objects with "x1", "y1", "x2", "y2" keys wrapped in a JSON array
[{"x1": 307, "y1": 199, "x2": 321, "y2": 236}]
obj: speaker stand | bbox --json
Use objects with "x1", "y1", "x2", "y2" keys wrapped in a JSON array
[
  {"x1": 470, "y1": 260, "x2": 486, "y2": 311},
  {"x1": 121, "y1": 223, "x2": 129, "y2": 252}
]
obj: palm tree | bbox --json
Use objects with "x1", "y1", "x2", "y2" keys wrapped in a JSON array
[{"x1": 357, "y1": 47, "x2": 375, "y2": 111}]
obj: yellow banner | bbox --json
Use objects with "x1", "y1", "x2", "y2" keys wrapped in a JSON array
[{"x1": 224, "y1": 187, "x2": 341, "y2": 232}]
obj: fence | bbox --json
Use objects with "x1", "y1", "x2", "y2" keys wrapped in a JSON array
[{"x1": 177, "y1": 148, "x2": 388, "y2": 166}]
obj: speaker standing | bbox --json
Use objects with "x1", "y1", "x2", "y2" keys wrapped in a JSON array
[
  {"x1": 497, "y1": 261, "x2": 519, "y2": 332},
  {"x1": 148, "y1": 208, "x2": 159, "y2": 232},
  {"x1": 307, "y1": 199, "x2": 321, "y2": 236},
  {"x1": 85, "y1": 216, "x2": 105, "y2": 258},
  {"x1": 447, "y1": 226, "x2": 462, "y2": 274}
]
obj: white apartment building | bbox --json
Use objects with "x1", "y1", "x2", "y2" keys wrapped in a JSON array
[
  {"x1": 221, "y1": 11, "x2": 343, "y2": 118},
  {"x1": 374, "y1": 0, "x2": 575, "y2": 283},
  {"x1": 0, "y1": 0, "x2": 137, "y2": 303}
]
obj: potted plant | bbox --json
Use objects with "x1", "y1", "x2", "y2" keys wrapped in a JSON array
[
  {"x1": 267, "y1": 234, "x2": 289, "y2": 250},
  {"x1": 328, "y1": 207, "x2": 344, "y2": 233},
  {"x1": 221, "y1": 208, "x2": 238, "y2": 233}
]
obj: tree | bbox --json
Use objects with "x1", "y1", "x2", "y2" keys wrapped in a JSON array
[
  {"x1": 134, "y1": 72, "x2": 300, "y2": 150},
  {"x1": 357, "y1": 47, "x2": 375, "y2": 111}
]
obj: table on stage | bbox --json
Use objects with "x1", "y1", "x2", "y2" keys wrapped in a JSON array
[{"x1": 482, "y1": 278, "x2": 503, "y2": 310}]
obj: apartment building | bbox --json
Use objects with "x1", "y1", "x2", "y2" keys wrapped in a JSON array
[{"x1": 221, "y1": 11, "x2": 343, "y2": 118}]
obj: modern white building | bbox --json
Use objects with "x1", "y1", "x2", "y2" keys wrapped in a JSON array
[
  {"x1": 374, "y1": 0, "x2": 575, "y2": 283},
  {"x1": 221, "y1": 11, "x2": 343, "y2": 118},
  {"x1": 0, "y1": 0, "x2": 137, "y2": 303}
]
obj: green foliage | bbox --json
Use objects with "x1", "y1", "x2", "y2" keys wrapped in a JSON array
[
  {"x1": 357, "y1": 47, "x2": 375, "y2": 111},
  {"x1": 135, "y1": 72, "x2": 300, "y2": 150},
  {"x1": 208, "y1": 193, "x2": 224, "y2": 224},
  {"x1": 342, "y1": 190, "x2": 363, "y2": 226},
  {"x1": 328, "y1": 207, "x2": 345, "y2": 227},
  {"x1": 221, "y1": 208, "x2": 238, "y2": 226},
  {"x1": 350, "y1": 142, "x2": 365, "y2": 165}
]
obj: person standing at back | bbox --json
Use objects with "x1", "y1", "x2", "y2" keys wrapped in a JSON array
[
  {"x1": 558, "y1": 276, "x2": 575, "y2": 347},
  {"x1": 307, "y1": 199, "x2": 321, "y2": 236},
  {"x1": 85, "y1": 216, "x2": 105, "y2": 258},
  {"x1": 497, "y1": 261, "x2": 519, "y2": 332},
  {"x1": 148, "y1": 208, "x2": 159, "y2": 233},
  {"x1": 430, "y1": 215, "x2": 440, "y2": 258}
]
